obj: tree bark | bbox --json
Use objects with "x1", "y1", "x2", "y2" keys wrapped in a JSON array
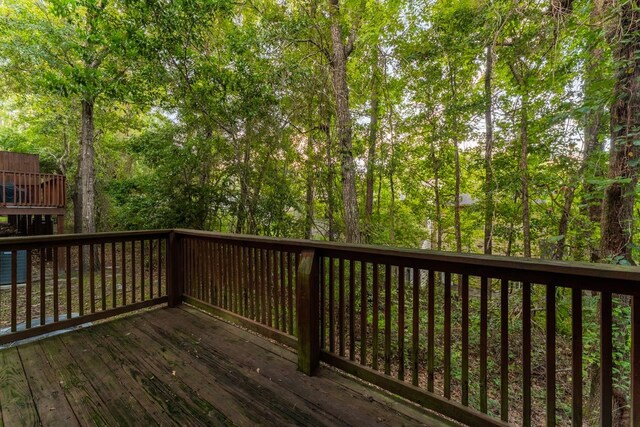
[
  {"x1": 484, "y1": 44, "x2": 494, "y2": 255},
  {"x1": 430, "y1": 138, "x2": 442, "y2": 251},
  {"x1": 520, "y1": 99, "x2": 531, "y2": 258},
  {"x1": 600, "y1": 0, "x2": 640, "y2": 264},
  {"x1": 364, "y1": 47, "x2": 380, "y2": 243},
  {"x1": 79, "y1": 99, "x2": 96, "y2": 233},
  {"x1": 328, "y1": 0, "x2": 360, "y2": 243},
  {"x1": 304, "y1": 133, "x2": 315, "y2": 240}
]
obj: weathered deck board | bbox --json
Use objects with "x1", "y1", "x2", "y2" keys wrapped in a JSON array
[{"x1": 0, "y1": 306, "x2": 453, "y2": 426}]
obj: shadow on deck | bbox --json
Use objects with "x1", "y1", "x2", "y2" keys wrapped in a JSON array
[{"x1": 0, "y1": 306, "x2": 450, "y2": 426}]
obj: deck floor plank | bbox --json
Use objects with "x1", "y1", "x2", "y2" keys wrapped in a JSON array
[
  {"x1": 153, "y1": 306, "x2": 433, "y2": 426},
  {"x1": 17, "y1": 343, "x2": 79, "y2": 426},
  {"x1": 58, "y1": 332, "x2": 159, "y2": 426},
  {"x1": 70, "y1": 324, "x2": 185, "y2": 426},
  {"x1": 0, "y1": 347, "x2": 40, "y2": 426},
  {"x1": 0, "y1": 306, "x2": 450, "y2": 426},
  {"x1": 114, "y1": 311, "x2": 331, "y2": 426},
  {"x1": 37, "y1": 337, "x2": 124, "y2": 426},
  {"x1": 100, "y1": 320, "x2": 257, "y2": 426}
]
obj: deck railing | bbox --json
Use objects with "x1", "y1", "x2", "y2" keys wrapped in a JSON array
[
  {"x1": 0, "y1": 229, "x2": 639, "y2": 426},
  {"x1": 0, "y1": 170, "x2": 66, "y2": 208}
]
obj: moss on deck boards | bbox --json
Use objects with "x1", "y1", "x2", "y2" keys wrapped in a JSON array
[{"x1": 0, "y1": 305, "x2": 453, "y2": 426}]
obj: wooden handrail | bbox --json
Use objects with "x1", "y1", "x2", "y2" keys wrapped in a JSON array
[
  {"x1": 0, "y1": 229, "x2": 639, "y2": 426},
  {"x1": 174, "y1": 229, "x2": 640, "y2": 427}
]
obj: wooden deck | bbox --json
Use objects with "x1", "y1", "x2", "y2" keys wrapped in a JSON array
[{"x1": 0, "y1": 305, "x2": 450, "y2": 426}]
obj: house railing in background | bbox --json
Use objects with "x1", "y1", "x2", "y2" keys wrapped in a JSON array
[
  {"x1": 1, "y1": 229, "x2": 639, "y2": 426},
  {"x1": 0, "y1": 170, "x2": 66, "y2": 208}
]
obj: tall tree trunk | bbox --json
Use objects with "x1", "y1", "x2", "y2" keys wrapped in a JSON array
[
  {"x1": 323, "y1": 121, "x2": 336, "y2": 242},
  {"x1": 304, "y1": 133, "x2": 315, "y2": 240},
  {"x1": 520, "y1": 99, "x2": 531, "y2": 258},
  {"x1": 430, "y1": 139, "x2": 442, "y2": 251},
  {"x1": 448, "y1": 63, "x2": 462, "y2": 253},
  {"x1": 601, "y1": 0, "x2": 640, "y2": 265},
  {"x1": 364, "y1": 47, "x2": 380, "y2": 243},
  {"x1": 79, "y1": 99, "x2": 96, "y2": 234},
  {"x1": 554, "y1": 186, "x2": 575, "y2": 260},
  {"x1": 484, "y1": 44, "x2": 495, "y2": 255},
  {"x1": 328, "y1": 0, "x2": 360, "y2": 243}
]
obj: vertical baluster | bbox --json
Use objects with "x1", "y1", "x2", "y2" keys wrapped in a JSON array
[
  {"x1": 90, "y1": 244, "x2": 96, "y2": 313},
  {"x1": 411, "y1": 267, "x2": 419, "y2": 386},
  {"x1": 360, "y1": 261, "x2": 367, "y2": 365},
  {"x1": 266, "y1": 249, "x2": 272, "y2": 326},
  {"x1": 40, "y1": 248, "x2": 46, "y2": 326},
  {"x1": 427, "y1": 269, "x2": 435, "y2": 392},
  {"x1": 100, "y1": 243, "x2": 106, "y2": 311},
  {"x1": 333, "y1": 257, "x2": 340, "y2": 355},
  {"x1": 274, "y1": 251, "x2": 280, "y2": 330},
  {"x1": 384, "y1": 263, "x2": 392, "y2": 376},
  {"x1": 320, "y1": 255, "x2": 325, "y2": 346},
  {"x1": 53, "y1": 247, "x2": 59, "y2": 321},
  {"x1": 288, "y1": 252, "x2": 294, "y2": 335},
  {"x1": 120, "y1": 241, "x2": 126, "y2": 306},
  {"x1": 247, "y1": 245, "x2": 253, "y2": 316},
  {"x1": 572, "y1": 288, "x2": 582, "y2": 427},
  {"x1": 131, "y1": 241, "x2": 136, "y2": 304},
  {"x1": 398, "y1": 266, "x2": 405, "y2": 381},
  {"x1": 444, "y1": 271, "x2": 451, "y2": 397},
  {"x1": 78, "y1": 245, "x2": 84, "y2": 315},
  {"x1": 111, "y1": 242, "x2": 116, "y2": 308},
  {"x1": 253, "y1": 248, "x2": 262, "y2": 322},
  {"x1": 461, "y1": 274, "x2": 469, "y2": 405},
  {"x1": 480, "y1": 277, "x2": 488, "y2": 413},
  {"x1": 372, "y1": 263, "x2": 379, "y2": 371},
  {"x1": 631, "y1": 296, "x2": 640, "y2": 427},
  {"x1": 140, "y1": 240, "x2": 145, "y2": 302},
  {"x1": 501, "y1": 278, "x2": 509, "y2": 421},
  {"x1": 66, "y1": 246, "x2": 72, "y2": 317},
  {"x1": 9, "y1": 252, "x2": 17, "y2": 331},
  {"x1": 261, "y1": 248, "x2": 267, "y2": 323},
  {"x1": 523, "y1": 282, "x2": 532, "y2": 427},
  {"x1": 26, "y1": 250, "x2": 32, "y2": 329},
  {"x1": 158, "y1": 238, "x2": 162, "y2": 297},
  {"x1": 149, "y1": 239, "x2": 154, "y2": 299},
  {"x1": 547, "y1": 285, "x2": 556, "y2": 427},
  {"x1": 280, "y1": 250, "x2": 286, "y2": 332},
  {"x1": 600, "y1": 291, "x2": 612, "y2": 427},
  {"x1": 329, "y1": 257, "x2": 335, "y2": 353},
  {"x1": 208, "y1": 241, "x2": 214, "y2": 305},
  {"x1": 349, "y1": 259, "x2": 356, "y2": 361}
]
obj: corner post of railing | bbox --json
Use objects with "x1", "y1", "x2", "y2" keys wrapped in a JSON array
[
  {"x1": 631, "y1": 294, "x2": 640, "y2": 427},
  {"x1": 296, "y1": 248, "x2": 320, "y2": 376},
  {"x1": 167, "y1": 230, "x2": 183, "y2": 307}
]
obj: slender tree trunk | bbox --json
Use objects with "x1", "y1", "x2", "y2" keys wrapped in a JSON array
[
  {"x1": 430, "y1": 139, "x2": 442, "y2": 251},
  {"x1": 323, "y1": 121, "x2": 336, "y2": 242},
  {"x1": 484, "y1": 44, "x2": 494, "y2": 255},
  {"x1": 328, "y1": 0, "x2": 360, "y2": 243},
  {"x1": 601, "y1": 0, "x2": 640, "y2": 265},
  {"x1": 304, "y1": 133, "x2": 315, "y2": 240},
  {"x1": 554, "y1": 186, "x2": 575, "y2": 260},
  {"x1": 520, "y1": 97, "x2": 531, "y2": 258},
  {"x1": 79, "y1": 99, "x2": 96, "y2": 234},
  {"x1": 447, "y1": 64, "x2": 462, "y2": 253},
  {"x1": 235, "y1": 141, "x2": 250, "y2": 234},
  {"x1": 364, "y1": 47, "x2": 380, "y2": 243}
]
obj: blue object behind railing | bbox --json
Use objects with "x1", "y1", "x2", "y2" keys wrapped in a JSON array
[{"x1": 0, "y1": 250, "x2": 27, "y2": 285}]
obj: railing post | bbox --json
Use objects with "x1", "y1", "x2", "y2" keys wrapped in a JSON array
[
  {"x1": 632, "y1": 295, "x2": 640, "y2": 427},
  {"x1": 167, "y1": 231, "x2": 182, "y2": 308},
  {"x1": 296, "y1": 249, "x2": 319, "y2": 376}
]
